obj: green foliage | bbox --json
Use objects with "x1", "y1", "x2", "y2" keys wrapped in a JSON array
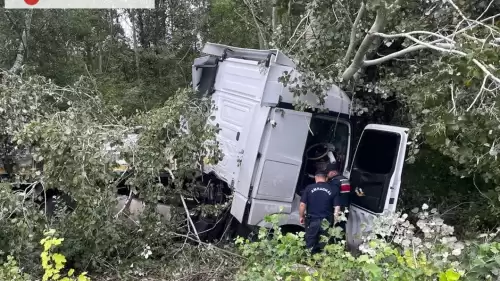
[
  {"x1": 2, "y1": 2, "x2": 500, "y2": 280},
  {"x1": 0, "y1": 230, "x2": 91, "y2": 281},
  {"x1": 0, "y1": 256, "x2": 31, "y2": 281},
  {"x1": 269, "y1": 0, "x2": 500, "y2": 216},
  {"x1": 0, "y1": 71, "x2": 225, "y2": 279},
  {"x1": 400, "y1": 147, "x2": 499, "y2": 236},
  {"x1": 40, "y1": 229, "x2": 90, "y2": 281},
  {"x1": 0, "y1": 181, "x2": 47, "y2": 275},
  {"x1": 202, "y1": 0, "x2": 261, "y2": 48},
  {"x1": 237, "y1": 207, "x2": 500, "y2": 281}
]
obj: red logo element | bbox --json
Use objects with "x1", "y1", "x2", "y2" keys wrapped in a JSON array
[{"x1": 24, "y1": 0, "x2": 39, "y2": 5}]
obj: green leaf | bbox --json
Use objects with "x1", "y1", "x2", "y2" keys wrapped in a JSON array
[
  {"x1": 364, "y1": 263, "x2": 382, "y2": 278},
  {"x1": 439, "y1": 269, "x2": 461, "y2": 281}
]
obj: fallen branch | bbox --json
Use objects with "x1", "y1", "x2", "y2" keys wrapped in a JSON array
[
  {"x1": 164, "y1": 166, "x2": 202, "y2": 242},
  {"x1": 467, "y1": 75, "x2": 489, "y2": 112},
  {"x1": 371, "y1": 32, "x2": 466, "y2": 56},
  {"x1": 114, "y1": 189, "x2": 133, "y2": 219},
  {"x1": 181, "y1": 194, "x2": 201, "y2": 243},
  {"x1": 170, "y1": 232, "x2": 244, "y2": 259}
]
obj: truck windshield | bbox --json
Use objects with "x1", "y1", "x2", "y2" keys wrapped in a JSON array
[
  {"x1": 308, "y1": 117, "x2": 350, "y2": 172},
  {"x1": 297, "y1": 116, "x2": 350, "y2": 194}
]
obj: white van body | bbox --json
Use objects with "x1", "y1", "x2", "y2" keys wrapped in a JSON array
[{"x1": 192, "y1": 43, "x2": 409, "y2": 249}]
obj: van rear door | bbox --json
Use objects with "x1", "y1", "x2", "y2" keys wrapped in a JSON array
[{"x1": 346, "y1": 124, "x2": 409, "y2": 250}]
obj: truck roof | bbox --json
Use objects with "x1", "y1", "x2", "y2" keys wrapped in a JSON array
[{"x1": 199, "y1": 42, "x2": 351, "y2": 115}]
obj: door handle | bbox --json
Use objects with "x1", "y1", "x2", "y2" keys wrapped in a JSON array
[{"x1": 236, "y1": 132, "x2": 240, "y2": 141}]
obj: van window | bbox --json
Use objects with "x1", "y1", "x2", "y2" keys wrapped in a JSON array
[{"x1": 353, "y1": 129, "x2": 400, "y2": 174}]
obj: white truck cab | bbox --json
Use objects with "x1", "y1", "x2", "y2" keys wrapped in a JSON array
[{"x1": 192, "y1": 43, "x2": 409, "y2": 249}]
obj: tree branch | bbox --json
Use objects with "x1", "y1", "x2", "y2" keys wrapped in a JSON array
[
  {"x1": 364, "y1": 13, "x2": 500, "y2": 67},
  {"x1": 181, "y1": 194, "x2": 201, "y2": 243},
  {"x1": 114, "y1": 189, "x2": 134, "y2": 219},
  {"x1": 242, "y1": 0, "x2": 268, "y2": 49},
  {"x1": 363, "y1": 44, "x2": 427, "y2": 66},
  {"x1": 371, "y1": 32, "x2": 466, "y2": 56},
  {"x1": 164, "y1": 167, "x2": 202, "y2": 243},
  {"x1": 343, "y1": 2, "x2": 366, "y2": 64},
  {"x1": 342, "y1": 6, "x2": 386, "y2": 81},
  {"x1": 467, "y1": 75, "x2": 488, "y2": 111},
  {"x1": 286, "y1": 11, "x2": 311, "y2": 49},
  {"x1": 372, "y1": 31, "x2": 500, "y2": 85},
  {"x1": 169, "y1": 232, "x2": 244, "y2": 258}
]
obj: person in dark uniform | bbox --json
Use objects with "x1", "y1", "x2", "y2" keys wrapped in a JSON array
[
  {"x1": 326, "y1": 162, "x2": 351, "y2": 237},
  {"x1": 299, "y1": 170, "x2": 341, "y2": 254}
]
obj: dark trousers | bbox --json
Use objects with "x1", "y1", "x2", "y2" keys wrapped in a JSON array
[{"x1": 305, "y1": 217, "x2": 331, "y2": 254}]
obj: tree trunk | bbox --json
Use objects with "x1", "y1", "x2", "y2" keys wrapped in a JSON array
[
  {"x1": 98, "y1": 42, "x2": 103, "y2": 74},
  {"x1": 342, "y1": 7, "x2": 386, "y2": 81},
  {"x1": 271, "y1": 0, "x2": 278, "y2": 31},
  {"x1": 137, "y1": 11, "x2": 148, "y2": 48},
  {"x1": 131, "y1": 10, "x2": 140, "y2": 79},
  {"x1": 9, "y1": 10, "x2": 33, "y2": 74}
]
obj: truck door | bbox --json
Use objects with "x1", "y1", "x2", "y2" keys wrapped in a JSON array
[
  {"x1": 346, "y1": 124, "x2": 409, "y2": 250},
  {"x1": 204, "y1": 57, "x2": 269, "y2": 185},
  {"x1": 245, "y1": 108, "x2": 312, "y2": 225}
]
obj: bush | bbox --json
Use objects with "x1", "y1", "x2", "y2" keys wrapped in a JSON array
[
  {"x1": 0, "y1": 229, "x2": 90, "y2": 281},
  {"x1": 236, "y1": 205, "x2": 500, "y2": 281},
  {"x1": 0, "y1": 256, "x2": 31, "y2": 281},
  {"x1": 0, "y1": 72, "x2": 229, "y2": 280}
]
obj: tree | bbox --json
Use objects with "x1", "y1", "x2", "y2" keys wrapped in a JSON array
[{"x1": 271, "y1": 0, "x2": 500, "y2": 208}]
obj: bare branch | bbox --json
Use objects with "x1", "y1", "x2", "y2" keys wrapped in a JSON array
[
  {"x1": 471, "y1": 59, "x2": 500, "y2": 85},
  {"x1": 342, "y1": 7, "x2": 387, "y2": 81},
  {"x1": 114, "y1": 189, "x2": 134, "y2": 218},
  {"x1": 476, "y1": 0, "x2": 495, "y2": 21},
  {"x1": 169, "y1": 232, "x2": 244, "y2": 258},
  {"x1": 363, "y1": 44, "x2": 427, "y2": 66},
  {"x1": 164, "y1": 166, "x2": 202, "y2": 243},
  {"x1": 181, "y1": 194, "x2": 201, "y2": 243},
  {"x1": 467, "y1": 75, "x2": 489, "y2": 111},
  {"x1": 446, "y1": 0, "x2": 500, "y2": 36},
  {"x1": 288, "y1": 20, "x2": 312, "y2": 53},
  {"x1": 461, "y1": 33, "x2": 500, "y2": 47},
  {"x1": 286, "y1": 11, "x2": 311, "y2": 48},
  {"x1": 449, "y1": 83, "x2": 457, "y2": 115},
  {"x1": 364, "y1": 14, "x2": 500, "y2": 67},
  {"x1": 373, "y1": 31, "x2": 500, "y2": 85},
  {"x1": 242, "y1": 0, "x2": 268, "y2": 49},
  {"x1": 371, "y1": 32, "x2": 466, "y2": 56},
  {"x1": 343, "y1": 2, "x2": 366, "y2": 64}
]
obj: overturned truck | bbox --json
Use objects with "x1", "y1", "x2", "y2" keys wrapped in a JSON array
[
  {"x1": 189, "y1": 43, "x2": 409, "y2": 249},
  {"x1": 2, "y1": 42, "x2": 409, "y2": 250}
]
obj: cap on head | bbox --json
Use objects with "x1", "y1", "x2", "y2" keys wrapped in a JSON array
[
  {"x1": 326, "y1": 162, "x2": 340, "y2": 172},
  {"x1": 314, "y1": 170, "x2": 327, "y2": 178}
]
